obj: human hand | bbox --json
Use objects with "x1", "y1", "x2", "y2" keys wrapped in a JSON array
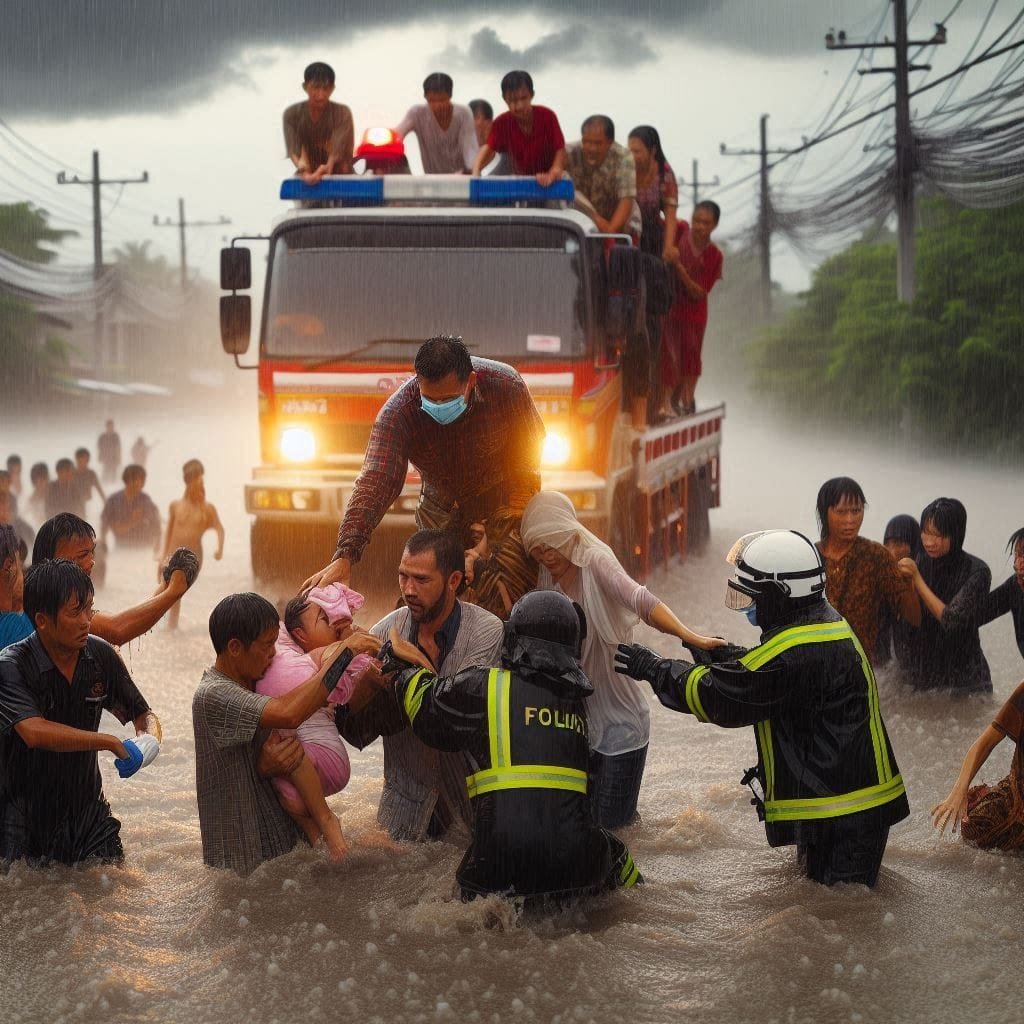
[
  {"x1": 664, "y1": 246, "x2": 680, "y2": 264},
  {"x1": 897, "y1": 557, "x2": 919, "y2": 581},
  {"x1": 257, "y1": 733, "x2": 304, "y2": 777},
  {"x1": 303, "y1": 557, "x2": 351, "y2": 592},
  {"x1": 535, "y1": 171, "x2": 556, "y2": 188},
  {"x1": 388, "y1": 626, "x2": 433, "y2": 672},
  {"x1": 107, "y1": 735, "x2": 131, "y2": 760},
  {"x1": 167, "y1": 570, "x2": 188, "y2": 598},
  {"x1": 614, "y1": 643, "x2": 662, "y2": 682},
  {"x1": 341, "y1": 630, "x2": 383, "y2": 657},
  {"x1": 931, "y1": 787, "x2": 969, "y2": 836}
]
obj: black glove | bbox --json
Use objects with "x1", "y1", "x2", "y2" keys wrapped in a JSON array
[
  {"x1": 163, "y1": 547, "x2": 200, "y2": 588},
  {"x1": 683, "y1": 639, "x2": 748, "y2": 665},
  {"x1": 614, "y1": 643, "x2": 663, "y2": 682},
  {"x1": 375, "y1": 639, "x2": 418, "y2": 677}
]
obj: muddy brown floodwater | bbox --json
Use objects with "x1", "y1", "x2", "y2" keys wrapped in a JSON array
[{"x1": 1, "y1": 396, "x2": 1020, "y2": 1024}]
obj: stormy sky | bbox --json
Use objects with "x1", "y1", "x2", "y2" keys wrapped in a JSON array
[{"x1": 0, "y1": 1, "x2": 1011, "y2": 288}]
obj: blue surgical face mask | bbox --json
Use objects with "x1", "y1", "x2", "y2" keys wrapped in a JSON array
[
  {"x1": 421, "y1": 394, "x2": 468, "y2": 425},
  {"x1": 743, "y1": 604, "x2": 759, "y2": 627}
]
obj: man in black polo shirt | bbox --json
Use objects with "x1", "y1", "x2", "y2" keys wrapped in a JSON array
[{"x1": 0, "y1": 559, "x2": 153, "y2": 865}]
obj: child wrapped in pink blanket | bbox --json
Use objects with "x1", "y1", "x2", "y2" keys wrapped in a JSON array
[{"x1": 256, "y1": 582, "x2": 380, "y2": 861}]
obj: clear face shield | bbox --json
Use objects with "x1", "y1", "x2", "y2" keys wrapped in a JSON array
[{"x1": 724, "y1": 532, "x2": 768, "y2": 610}]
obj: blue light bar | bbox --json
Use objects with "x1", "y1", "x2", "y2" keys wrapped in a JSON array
[
  {"x1": 280, "y1": 178, "x2": 384, "y2": 204},
  {"x1": 469, "y1": 178, "x2": 575, "y2": 204},
  {"x1": 279, "y1": 175, "x2": 576, "y2": 206}
]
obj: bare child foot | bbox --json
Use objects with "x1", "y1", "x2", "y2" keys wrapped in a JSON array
[{"x1": 320, "y1": 812, "x2": 348, "y2": 863}]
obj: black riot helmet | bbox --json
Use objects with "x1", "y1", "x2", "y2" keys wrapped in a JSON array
[{"x1": 504, "y1": 591, "x2": 587, "y2": 659}]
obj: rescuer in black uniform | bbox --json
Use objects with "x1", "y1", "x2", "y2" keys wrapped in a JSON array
[
  {"x1": 387, "y1": 590, "x2": 640, "y2": 904},
  {"x1": 615, "y1": 529, "x2": 909, "y2": 887}
]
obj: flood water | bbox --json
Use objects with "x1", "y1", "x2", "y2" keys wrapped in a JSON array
[{"x1": 2, "y1": 388, "x2": 1021, "y2": 1024}]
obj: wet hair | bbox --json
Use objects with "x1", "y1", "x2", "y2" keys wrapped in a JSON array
[
  {"x1": 183, "y1": 459, "x2": 204, "y2": 484},
  {"x1": 122, "y1": 464, "x2": 146, "y2": 486},
  {"x1": 33, "y1": 513, "x2": 95, "y2": 565},
  {"x1": 423, "y1": 72, "x2": 453, "y2": 96},
  {"x1": 884, "y1": 515, "x2": 921, "y2": 558},
  {"x1": 500, "y1": 70, "x2": 534, "y2": 97},
  {"x1": 581, "y1": 114, "x2": 614, "y2": 141},
  {"x1": 6, "y1": 455, "x2": 20, "y2": 470},
  {"x1": 628, "y1": 125, "x2": 667, "y2": 178},
  {"x1": 55, "y1": 458, "x2": 73, "y2": 473},
  {"x1": 303, "y1": 61, "x2": 335, "y2": 85},
  {"x1": 405, "y1": 529, "x2": 465, "y2": 584},
  {"x1": 920, "y1": 497, "x2": 967, "y2": 556},
  {"x1": 469, "y1": 98, "x2": 493, "y2": 120},
  {"x1": 1007, "y1": 527, "x2": 1024, "y2": 556},
  {"x1": 414, "y1": 335, "x2": 472, "y2": 383},
  {"x1": 30, "y1": 462, "x2": 48, "y2": 486},
  {"x1": 283, "y1": 591, "x2": 312, "y2": 638},
  {"x1": 23, "y1": 559, "x2": 93, "y2": 626},
  {"x1": 815, "y1": 477, "x2": 867, "y2": 540},
  {"x1": 695, "y1": 199, "x2": 721, "y2": 225},
  {"x1": 209, "y1": 593, "x2": 280, "y2": 655},
  {"x1": 75, "y1": 448, "x2": 89, "y2": 460},
  {"x1": 0, "y1": 523, "x2": 18, "y2": 568}
]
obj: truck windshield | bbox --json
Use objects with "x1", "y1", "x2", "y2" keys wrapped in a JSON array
[{"x1": 263, "y1": 220, "x2": 587, "y2": 362}]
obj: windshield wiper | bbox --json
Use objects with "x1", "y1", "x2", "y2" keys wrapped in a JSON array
[{"x1": 300, "y1": 339, "x2": 425, "y2": 370}]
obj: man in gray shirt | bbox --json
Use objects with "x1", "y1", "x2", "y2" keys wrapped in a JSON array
[
  {"x1": 338, "y1": 530, "x2": 503, "y2": 842},
  {"x1": 193, "y1": 592, "x2": 371, "y2": 874},
  {"x1": 395, "y1": 72, "x2": 479, "y2": 174}
]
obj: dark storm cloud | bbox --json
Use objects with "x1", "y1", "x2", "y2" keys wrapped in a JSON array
[
  {"x1": 0, "y1": 0, "x2": 885, "y2": 118},
  {"x1": 438, "y1": 24, "x2": 657, "y2": 72}
]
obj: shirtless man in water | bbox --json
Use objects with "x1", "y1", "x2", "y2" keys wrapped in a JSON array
[{"x1": 160, "y1": 459, "x2": 225, "y2": 629}]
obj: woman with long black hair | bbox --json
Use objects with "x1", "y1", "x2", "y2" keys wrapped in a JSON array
[{"x1": 896, "y1": 497, "x2": 992, "y2": 693}]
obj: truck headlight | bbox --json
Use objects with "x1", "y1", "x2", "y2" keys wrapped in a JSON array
[
  {"x1": 280, "y1": 427, "x2": 316, "y2": 463},
  {"x1": 542, "y1": 430, "x2": 571, "y2": 467}
]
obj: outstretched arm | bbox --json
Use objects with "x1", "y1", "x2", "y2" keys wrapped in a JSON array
[
  {"x1": 645, "y1": 601, "x2": 724, "y2": 652},
  {"x1": 208, "y1": 503, "x2": 225, "y2": 559},
  {"x1": 91, "y1": 572, "x2": 189, "y2": 645},
  {"x1": 931, "y1": 724, "x2": 1005, "y2": 836},
  {"x1": 15, "y1": 717, "x2": 129, "y2": 758}
]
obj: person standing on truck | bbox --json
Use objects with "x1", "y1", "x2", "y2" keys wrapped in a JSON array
[
  {"x1": 471, "y1": 70, "x2": 565, "y2": 186},
  {"x1": 565, "y1": 115, "x2": 640, "y2": 239},
  {"x1": 304, "y1": 336, "x2": 544, "y2": 620},
  {"x1": 394, "y1": 72, "x2": 480, "y2": 174},
  {"x1": 283, "y1": 61, "x2": 354, "y2": 185}
]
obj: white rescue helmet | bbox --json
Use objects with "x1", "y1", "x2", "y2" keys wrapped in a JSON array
[{"x1": 725, "y1": 530, "x2": 826, "y2": 610}]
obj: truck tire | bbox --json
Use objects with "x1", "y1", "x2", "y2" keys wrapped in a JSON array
[
  {"x1": 687, "y1": 467, "x2": 712, "y2": 553},
  {"x1": 609, "y1": 484, "x2": 642, "y2": 578}
]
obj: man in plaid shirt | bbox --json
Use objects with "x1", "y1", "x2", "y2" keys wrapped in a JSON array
[{"x1": 305, "y1": 336, "x2": 544, "y2": 618}]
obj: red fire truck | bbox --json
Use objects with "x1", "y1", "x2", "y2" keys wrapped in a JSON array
[{"x1": 219, "y1": 176, "x2": 724, "y2": 583}]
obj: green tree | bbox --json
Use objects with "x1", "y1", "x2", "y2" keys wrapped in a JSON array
[
  {"x1": 112, "y1": 240, "x2": 176, "y2": 287},
  {"x1": 755, "y1": 198, "x2": 1024, "y2": 452},
  {"x1": 0, "y1": 202, "x2": 76, "y2": 397},
  {"x1": 0, "y1": 202, "x2": 77, "y2": 262}
]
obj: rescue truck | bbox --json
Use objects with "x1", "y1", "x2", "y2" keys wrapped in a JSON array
[{"x1": 219, "y1": 174, "x2": 724, "y2": 583}]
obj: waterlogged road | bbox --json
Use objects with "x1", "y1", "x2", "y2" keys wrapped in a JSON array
[{"x1": 1, "y1": 400, "x2": 1021, "y2": 1024}]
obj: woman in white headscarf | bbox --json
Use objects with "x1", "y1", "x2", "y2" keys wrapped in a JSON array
[{"x1": 521, "y1": 490, "x2": 721, "y2": 828}]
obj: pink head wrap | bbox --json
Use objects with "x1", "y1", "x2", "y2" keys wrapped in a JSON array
[{"x1": 306, "y1": 581, "x2": 365, "y2": 625}]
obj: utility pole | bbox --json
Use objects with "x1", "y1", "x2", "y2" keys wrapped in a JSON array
[
  {"x1": 677, "y1": 159, "x2": 720, "y2": 208},
  {"x1": 720, "y1": 115, "x2": 792, "y2": 318},
  {"x1": 154, "y1": 198, "x2": 231, "y2": 290},
  {"x1": 57, "y1": 150, "x2": 149, "y2": 372},
  {"x1": 825, "y1": 1, "x2": 947, "y2": 302}
]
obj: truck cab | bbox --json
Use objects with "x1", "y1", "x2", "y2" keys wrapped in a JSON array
[{"x1": 221, "y1": 176, "x2": 722, "y2": 582}]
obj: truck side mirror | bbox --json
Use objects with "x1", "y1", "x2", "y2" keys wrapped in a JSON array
[
  {"x1": 221, "y1": 247, "x2": 251, "y2": 291},
  {"x1": 220, "y1": 295, "x2": 251, "y2": 355}
]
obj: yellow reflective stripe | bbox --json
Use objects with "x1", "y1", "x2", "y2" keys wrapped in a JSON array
[
  {"x1": 619, "y1": 853, "x2": 640, "y2": 888},
  {"x1": 846, "y1": 630, "x2": 893, "y2": 784},
  {"x1": 466, "y1": 764, "x2": 588, "y2": 798},
  {"x1": 685, "y1": 666, "x2": 710, "y2": 722},
  {"x1": 486, "y1": 668, "x2": 512, "y2": 770},
  {"x1": 764, "y1": 774, "x2": 906, "y2": 822},
  {"x1": 402, "y1": 669, "x2": 431, "y2": 723},
  {"x1": 741, "y1": 622, "x2": 853, "y2": 671},
  {"x1": 756, "y1": 719, "x2": 775, "y2": 801}
]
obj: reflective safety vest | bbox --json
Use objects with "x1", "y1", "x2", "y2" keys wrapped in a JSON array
[
  {"x1": 681, "y1": 620, "x2": 907, "y2": 826},
  {"x1": 465, "y1": 669, "x2": 589, "y2": 798}
]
